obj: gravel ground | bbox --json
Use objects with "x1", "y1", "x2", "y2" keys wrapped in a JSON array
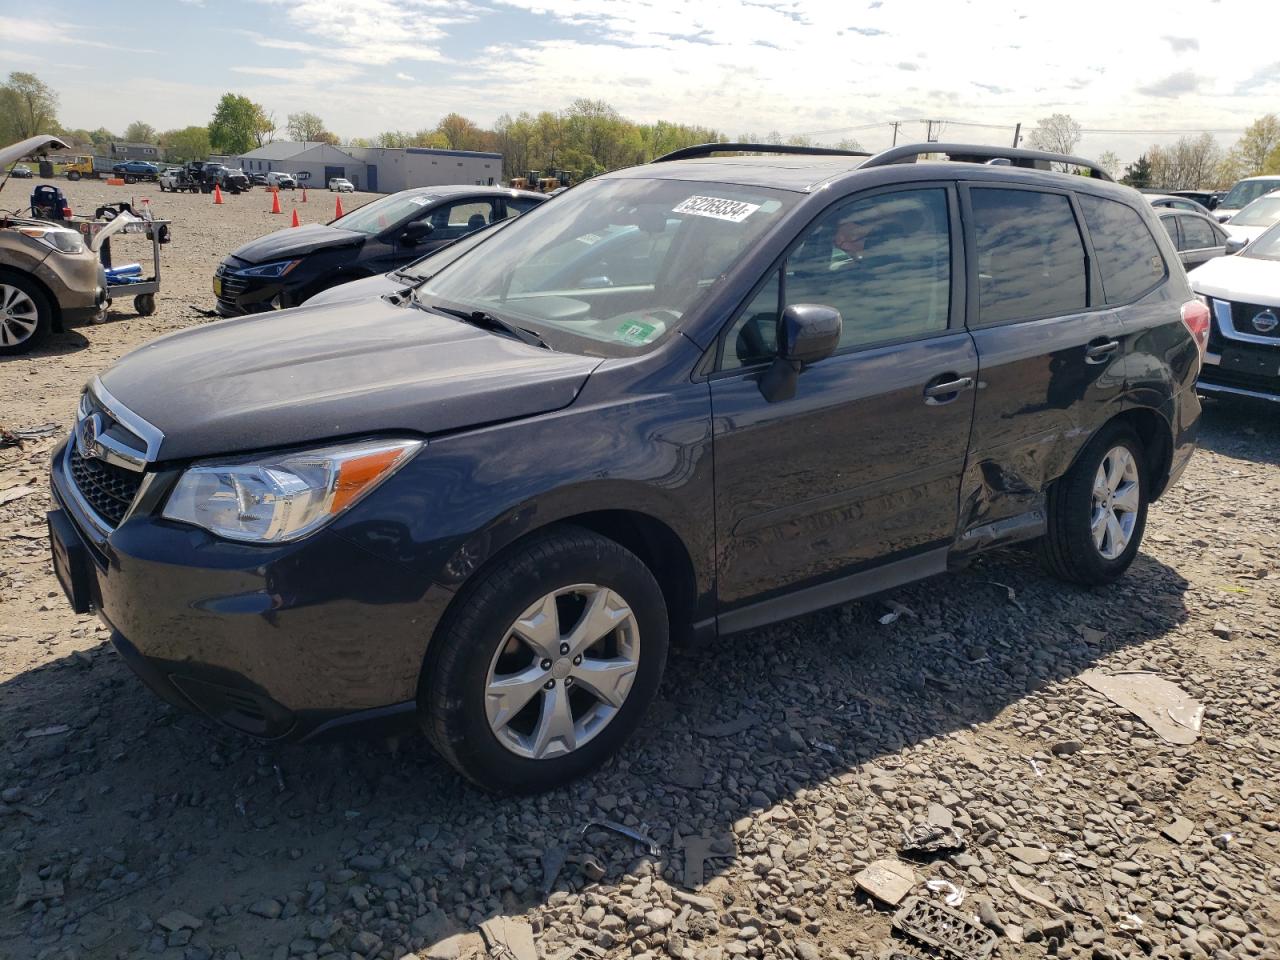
[{"x1": 1, "y1": 178, "x2": 1278, "y2": 960}]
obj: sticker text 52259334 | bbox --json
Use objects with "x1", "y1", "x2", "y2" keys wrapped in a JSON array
[{"x1": 672, "y1": 195, "x2": 760, "y2": 223}]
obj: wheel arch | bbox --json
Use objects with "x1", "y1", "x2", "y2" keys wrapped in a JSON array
[{"x1": 1111, "y1": 406, "x2": 1174, "y2": 500}]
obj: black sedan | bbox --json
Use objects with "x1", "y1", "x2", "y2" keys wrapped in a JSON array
[{"x1": 213, "y1": 186, "x2": 546, "y2": 316}]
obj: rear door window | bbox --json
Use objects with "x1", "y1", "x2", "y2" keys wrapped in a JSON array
[
  {"x1": 969, "y1": 188, "x2": 1088, "y2": 324},
  {"x1": 1178, "y1": 215, "x2": 1218, "y2": 251},
  {"x1": 1078, "y1": 194, "x2": 1167, "y2": 304}
]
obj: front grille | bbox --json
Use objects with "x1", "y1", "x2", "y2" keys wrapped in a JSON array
[
  {"x1": 1229, "y1": 301, "x2": 1280, "y2": 340},
  {"x1": 68, "y1": 448, "x2": 143, "y2": 527}
]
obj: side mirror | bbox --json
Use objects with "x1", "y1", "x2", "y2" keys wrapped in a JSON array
[
  {"x1": 1225, "y1": 236, "x2": 1247, "y2": 256},
  {"x1": 400, "y1": 221, "x2": 434, "y2": 244},
  {"x1": 1206, "y1": 197, "x2": 1218, "y2": 210},
  {"x1": 758, "y1": 303, "x2": 842, "y2": 402}
]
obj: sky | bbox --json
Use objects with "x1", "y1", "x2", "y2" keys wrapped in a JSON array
[{"x1": 1, "y1": 0, "x2": 1278, "y2": 166}]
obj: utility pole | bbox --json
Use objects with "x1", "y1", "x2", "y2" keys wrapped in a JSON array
[
  {"x1": 1012, "y1": 123, "x2": 1022, "y2": 148},
  {"x1": 891, "y1": 121, "x2": 900, "y2": 146},
  {"x1": 925, "y1": 120, "x2": 938, "y2": 143}
]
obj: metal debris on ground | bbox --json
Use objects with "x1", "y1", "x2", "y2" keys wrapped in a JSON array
[
  {"x1": 901, "y1": 824, "x2": 966, "y2": 856},
  {"x1": 977, "y1": 579, "x2": 1026, "y2": 614},
  {"x1": 1117, "y1": 914, "x2": 1144, "y2": 933},
  {"x1": 1007, "y1": 875, "x2": 1064, "y2": 915},
  {"x1": 579, "y1": 818, "x2": 660, "y2": 856},
  {"x1": 1078, "y1": 670, "x2": 1204, "y2": 744},
  {"x1": 0, "y1": 423, "x2": 59, "y2": 448},
  {"x1": 924, "y1": 879, "x2": 965, "y2": 907},
  {"x1": 854, "y1": 859, "x2": 918, "y2": 906},
  {"x1": 892, "y1": 896, "x2": 998, "y2": 960}
]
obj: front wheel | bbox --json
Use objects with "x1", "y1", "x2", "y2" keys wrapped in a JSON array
[
  {"x1": 0, "y1": 273, "x2": 52, "y2": 355},
  {"x1": 1038, "y1": 422, "x2": 1148, "y2": 585},
  {"x1": 421, "y1": 526, "x2": 669, "y2": 793},
  {"x1": 134, "y1": 293, "x2": 156, "y2": 316},
  {"x1": 68, "y1": 171, "x2": 81, "y2": 182}
]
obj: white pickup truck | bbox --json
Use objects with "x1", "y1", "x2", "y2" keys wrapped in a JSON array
[
  {"x1": 266, "y1": 171, "x2": 296, "y2": 190},
  {"x1": 158, "y1": 168, "x2": 197, "y2": 193}
]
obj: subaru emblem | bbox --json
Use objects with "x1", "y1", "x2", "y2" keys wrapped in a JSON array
[{"x1": 1252, "y1": 309, "x2": 1278, "y2": 334}]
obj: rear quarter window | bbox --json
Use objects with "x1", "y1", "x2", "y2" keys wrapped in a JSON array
[{"x1": 1079, "y1": 194, "x2": 1167, "y2": 304}]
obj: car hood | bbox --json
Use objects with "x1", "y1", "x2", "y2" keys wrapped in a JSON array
[
  {"x1": 0, "y1": 134, "x2": 68, "y2": 168},
  {"x1": 98, "y1": 296, "x2": 603, "y2": 461},
  {"x1": 304, "y1": 271, "x2": 402, "y2": 306},
  {"x1": 1223, "y1": 223, "x2": 1271, "y2": 243},
  {"x1": 228, "y1": 223, "x2": 366, "y2": 264},
  {"x1": 1189, "y1": 254, "x2": 1280, "y2": 305}
]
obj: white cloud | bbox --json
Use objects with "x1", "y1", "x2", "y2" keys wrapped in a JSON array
[
  {"x1": 396, "y1": 72, "x2": 416, "y2": 81},
  {"x1": 0, "y1": 15, "x2": 156, "y2": 53}
]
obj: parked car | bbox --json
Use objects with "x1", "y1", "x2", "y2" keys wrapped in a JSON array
[
  {"x1": 111, "y1": 160, "x2": 160, "y2": 182},
  {"x1": 1214, "y1": 175, "x2": 1280, "y2": 222},
  {"x1": 248, "y1": 172, "x2": 268, "y2": 186},
  {"x1": 48, "y1": 142, "x2": 1203, "y2": 792},
  {"x1": 1157, "y1": 208, "x2": 1230, "y2": 269},
  {"x1": 158, "y1": 168, "x2": 198, "y2": 193},
  {"x1": 1166, "y1": 190, "x2": 1219, "y2": 210},
  {"x1": 1188, "y1": 219, "x2": 1280, "y2": 404},
  {"x1": 1, "y1": 135, "x2": 109, "y2": 354},
  {"x1": 328, "y1": 177, "x2": 355, "y2": 192},
  {"x1": 213, "y1": 186, "x2": 545, "y2": 315},
  {"x1": 9, "y1": 163, "x2": 32, "y2": 179},
  {"x1": 1145, "y1": 193, "x2": 1213, "y2": 216},
  {"x1": 220, "y1": 167, "x2": 252, "y2": 192},
  {"x1": 1223, "y1": 191, "x2": 1280, "y2": 246},
  {"x1": 266, "y1": 171, "x2": 297, "y2": 190}
]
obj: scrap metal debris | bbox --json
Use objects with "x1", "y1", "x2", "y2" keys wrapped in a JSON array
[
  {"x1": 579, "y1": 818, "x2": 660, "y2": 857},
  {"x1": 924, "y1": 879, "x2": 965, "y2": 907},
  {"x1": 1007, "y1": 875, "x2": 1064, "y2": 915},
  {"x1": 854, "y1": 859, "x2": 918, "y2": 906},
  {"x1": 0, "y1": 423, "x2": 59, "y2": 449},
  {"x1": 893, "y1": 896, "x2": 998, "y2": 960},
  {"x1": 901, "y1": 824, "x2": 966, "y2": 856},
  {"x1": 1078, "y1": 670, "x2": 1204, "y2": 745}
]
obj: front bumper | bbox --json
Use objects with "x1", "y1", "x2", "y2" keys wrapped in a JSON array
[
  {"x1": 213, "y1": 263, "x2": 295, "y2": 316},
  {"x1": 48, "y1": 439, "x2": 430, "y2": 741}
]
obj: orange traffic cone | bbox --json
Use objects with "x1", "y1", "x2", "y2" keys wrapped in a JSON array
[
  {"x1": 270, "y1": 189, "x2": 282, "y2": 215},
  {"x1": 300, "y1": 187, "x2": 307, "y2": 203},
  {"x1": 213, "y1": 184, "x2": 224, "y2": 205},
  {"x1": 334, "y1": 194, "x2": 344, "y2": 218},
  {"x1": 291, "y1": 209, "x2": 300, "y2": 227}
]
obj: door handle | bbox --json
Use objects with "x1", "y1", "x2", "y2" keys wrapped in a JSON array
[
  {"x1": 923, "y1": 376, "x2": 974, "y2": 403},
  {"x1": 1085, "y1": 339, "x2": 1120, "y2": 362}
]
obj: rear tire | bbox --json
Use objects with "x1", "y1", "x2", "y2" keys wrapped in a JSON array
[
  {"x1": 0, "y1": 272, "x2": 52, "y2": 356},
  {"x1": 68, "y1": 171, "x2": 81, "y2": 182},
  {"x1": 421, "y1": 526, "x2": 669, "y2": 793},
  {"x1": 1038, "y1": 422, "x2": 1148, "y2": 586}
]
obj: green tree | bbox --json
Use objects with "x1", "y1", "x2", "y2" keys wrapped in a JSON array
[
  {"x1": 159, "y1": 125, "x2": 211, "y2": 162},
  {"x1": 1120, "y1": 154, "x2": 1152, "y2": 188},
  {"x1": 0, "y1": 71, "x2": 60, "y2": 141},
  {"x1": 1266, "y1": 142, "x2": 1280, "y2": 176},
  {"x1": 1096, "y1": 150, "x2": 1120, "y2": 179},
  {"x1": 123, "y1": 120, "x2": 156, "y2": 143},
  {"x1": 1232, "y1": 113, "x2": 1280, "y2": 176},
  {"x1": 254, "y1": 106, "x2": 276, "y2": 147},
  {"x1": 286, "y1": 111, "x2": 327, "y2": 142},
  {"x1": 87, "y1": 127, "x2": 116, "y2": 147},
  {"x1": 436, "y1": 112, "x2": 484, "y2": 151},
  {"x1": 208, "y1": 93, "x2": 262, "y2": 155}
]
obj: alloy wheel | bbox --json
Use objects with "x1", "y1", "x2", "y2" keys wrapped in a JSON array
[
  {"x1": 484, "y1": 584, "x2": 640, "y2": 760},
  {"x1": 1090, "y1": 445, "x2": 1140, "y2": 560},
  {"x1": 0, "y1": 284, "x2": 40, "y2": 348}
]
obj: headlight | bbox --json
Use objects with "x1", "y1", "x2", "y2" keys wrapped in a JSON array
[
  {"x1": 235, "y1": 259, "x2": 303, "y2": 279},
  {"x1": 18, "y1": 226, "x2": 85, "y2": 255},
  {"x1": 162, "y1": 438, "x2": 422, "y2": 543}
]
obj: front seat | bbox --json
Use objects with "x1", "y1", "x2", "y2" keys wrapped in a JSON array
[{"x1": 467, "y1": 213, "x2": 487, "y2": 230}]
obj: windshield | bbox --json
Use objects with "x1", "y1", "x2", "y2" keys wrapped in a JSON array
[
  {"x1": 1243, "y1": 221, "x2": 1280, "y2": 260},
  {"x1": 1231, "y1": 194, "x2": 1280, "y2": 227},
  {"x1": 1221, "y1": 178, "x2": 1280, "y2": 210},
  {"x1": 397, "y1": 220, "x2": 510, "y2": 279},
  {"x1": 332, "y1": 192, "x2": 435, "y2": 235},
  {"x1": 419, "y1": 177, "x2": 797, "y2": 357}
]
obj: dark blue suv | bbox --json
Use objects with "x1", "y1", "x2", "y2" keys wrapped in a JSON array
[{"x1": 48, "y1": 143, "x2": 1204, "y2": 792}]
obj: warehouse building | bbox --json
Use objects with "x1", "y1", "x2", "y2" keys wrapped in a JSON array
[{"x1": 233, "y1": 141, "x2": 502, "y2": 193}]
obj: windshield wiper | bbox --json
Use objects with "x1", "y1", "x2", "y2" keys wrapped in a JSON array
[{"x1": 423, "y1": 302, "x2": 548, "y2": 350}]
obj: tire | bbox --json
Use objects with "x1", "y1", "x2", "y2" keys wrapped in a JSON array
[
  {"x1": 421, "y1": 525, "x2": 669, "y2": 793},
  {"x1": 1038, "y1": 422, "x2": 1148, "y2": 586},
  {"x1": 134, "y1": 293, "x2": 156, "y2": 316},
  {"x1": 0, "y1": 272, "x2": 53, "y2": 356},
  {"x1": 67, "y1": 171, "x2": 81, "y2": 182}
]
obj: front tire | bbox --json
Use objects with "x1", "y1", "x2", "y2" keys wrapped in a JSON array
[
  {"x1": 68, "y1": 171, "x2": 81, "y2": 182},
  {"x1": 421, "y1": 526, "x2": 669, "y2": 793},
  {"x1": 1038, "y1": 422, "x2": 1148, "y2": 585},
  {"x1": 0, "y1": 273, "x2": 52, "y2": 355}
]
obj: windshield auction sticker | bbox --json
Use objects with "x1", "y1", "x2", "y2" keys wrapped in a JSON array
[{"x1": 673, "y1": 195, "x2": 760, "y2": 223}]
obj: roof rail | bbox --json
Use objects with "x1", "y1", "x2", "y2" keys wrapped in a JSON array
[
  {"x1": 860, "y1": 142, "x2": 1115, "y2": 181},
  {"x1": 653, "y1": 142, "x2": 872, "y2": 163}
]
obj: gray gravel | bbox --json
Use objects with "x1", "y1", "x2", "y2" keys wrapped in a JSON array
[{"x1": 2, "y1": 178, "x2": 1279, "y2": 959}]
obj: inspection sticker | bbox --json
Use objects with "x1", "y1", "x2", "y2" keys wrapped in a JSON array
[
  {"x1": 617, "y1": 319, "x2": 659, "y2": 345},
  {"x1": 673, "y1": 195, "x2": 760, "y2": 223}
]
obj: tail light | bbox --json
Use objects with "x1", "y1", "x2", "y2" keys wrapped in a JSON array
[{"x1": 1181, "y1": 299, "x2": 1210, "y2": 359}]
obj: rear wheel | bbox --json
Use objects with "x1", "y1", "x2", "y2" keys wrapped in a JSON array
[
  {"x1": 421, "y1": 526, "x2": 668, "y2": 793},
  {"x1": 1038, "y1": 422, "x2": 1148, "y2": 585},
  {"x1": 0, "y1": 273, "x2": 52, "y2": 355},
  {"x1": 67, "y1": 171, "x2": 81, "y2": 182},
  {"x1": 134, "y1": 293, "x2": 156, "y2": 316}
]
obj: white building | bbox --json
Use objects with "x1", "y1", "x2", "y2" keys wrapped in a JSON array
[{"x1": 234, "y1": 141, "x2": 503, "y2": 193}]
